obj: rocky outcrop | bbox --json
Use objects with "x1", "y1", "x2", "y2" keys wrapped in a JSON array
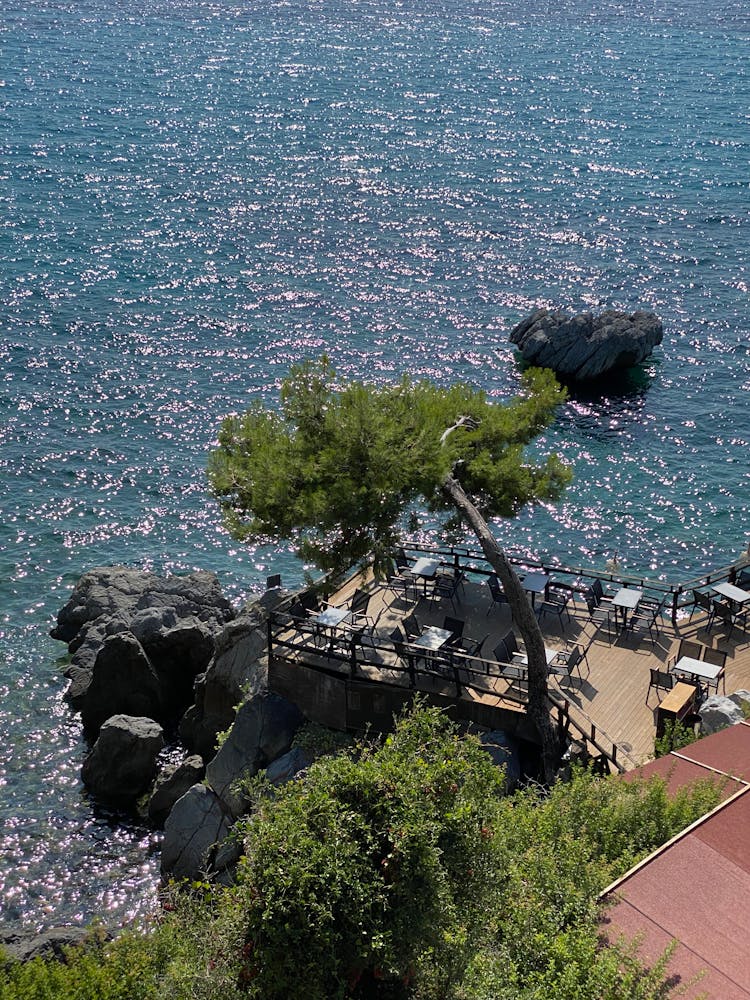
[
  {"x1": 148, "y1": 755, "x2": 206, "y2": 827},
  {"x1": 205, "y1": 692, "x2": 305, "y2": 818},
  {"x1": 0, "y1": 926, "x2": 98, "y2": 963},
  {"x1": 52, "y1": 567, "x2": 235, "y2": 735},
  {"x1": 81, "y1": 715, "x2": 164, "y2": 802},
  {"x1": 160, "y1": 783, "x2": 232, "y2": 881},
  {"x1": 179, "y1": 594, "x2": 287, "y2": 760},
  {"x1": 698, "y1": 695, "x2": 745, "y2": 735},
  {"x1": 509, "y1": 307, "x2": 663, "y2": 381}
]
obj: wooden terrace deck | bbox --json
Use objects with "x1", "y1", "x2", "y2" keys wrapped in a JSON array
[{"x1": 276, "y1": 567, "x2": 750, "y2": 771}]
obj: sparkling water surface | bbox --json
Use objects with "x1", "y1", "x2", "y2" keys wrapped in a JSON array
[{"x1": 1, "y1": 0, "x2": 749, "y2": 929}]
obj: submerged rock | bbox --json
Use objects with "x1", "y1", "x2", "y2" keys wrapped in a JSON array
[{"x1": 509, "y1": 307, "x2": 663, "y2": 381}]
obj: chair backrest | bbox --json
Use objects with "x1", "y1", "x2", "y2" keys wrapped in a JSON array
[
  {"x1": 443, "y1": 616, "x2": 464, "y2": 639},
  {"x1": 299, "y1": 589, "x2": 320, "y2": 612},
  {"x1": 702, "y1": 647, "x2": 727, "y2": 668},
  {"x1": 650, "y1": 667, "x2": 674, "y2": 690},
  {"x1": 487, "y1": 574, "x2": 505, "y2": 601},
  {"x1": 584, "y1": 591, "x2": 597, "y2": 615},
  {"x1": 692, "y1": 589, "x2": 712, "y2": 611},
  {"x1": 395, "y1": 547, "x2": 410, "y2": 570},
  {"x1": 492, "y1": 641, "x2": 509, "y2": 663},
  {"x1": 712, "y1": 599, "x2": 734, "y2": 622},
  {"x1": 403, "y1": 613, "x2": 421, "y2": 638},
  {"x1": 498, "y1": 629, "x2": 518, "y2": 659},
  {"x1": 592, "y1": 579, "x2": 604, "y2": 601},
  {"x1": 349, "y1": 589, "x2": 370, "y2": 614},
  {"x1": 266, "y1": 574, "x2": 282, "y2": 590},
  {"x1": 678, "y1": 638, "x2": 704, "y2": 661}
]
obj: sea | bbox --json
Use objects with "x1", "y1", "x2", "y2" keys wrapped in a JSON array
[{"x1": 1, "y1": 0, "x2": 749, "y2": 931}]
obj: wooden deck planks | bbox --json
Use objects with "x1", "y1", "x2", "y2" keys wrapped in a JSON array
[{"x1": 305, "y1": 573, "x2": 750, "y2": 769}]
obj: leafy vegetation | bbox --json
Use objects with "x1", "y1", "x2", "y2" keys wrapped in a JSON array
[
  {"x1": 2, "y1": 706, "x2": 723, "y2": 1000},
  {"x1": 208, "y1": 357, "x2": 569, "y2": 579},
  {"x1": 654, "y1": 718, "x2": 699, "y2": 757}
]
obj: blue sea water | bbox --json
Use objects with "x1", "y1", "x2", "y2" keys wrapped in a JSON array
[{"x1": 1, "y1": 0, "x2": 749, "y2": 930}]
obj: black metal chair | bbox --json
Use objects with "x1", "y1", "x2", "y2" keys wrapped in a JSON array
[
  {"x1": 402, "y1": 612, "x2": 422, "y2": 640},
  {"x1": 430, "y1": 572, "x2": 461, "y2": 610},
  {"x1": 536, "y1": 586, "x2": 572, "y2": 628},
  {"x1": 485, "y1": 574, "x2": 509, "y2": 616},
  {"x1": 702, "y1": 647, "x2": 727, "y2": 694},
  {"x1": 456, "y1": 632, "x2": 489, "y2": 657},
  {"x1": 667, "y1": 637, "x2": 704, "y2": 668},
  {"x1": 585, "y1": 591, "x2": 613, "y2": 639},
  {"x1": 442, "y1": 616, "x2": 465, "y2": 645},
  {"x1": 647, "y1": 667, "x2": 674, "y2": 703},
  {"x1": 549, "y1": 645, "x2": 584, "y2": 686},
  {"x1": 689, "y1": 589, "x2": 714, "y2": 625},
  {"x1": 266, "y1": 573, "x2": 282, "y2": 590}
]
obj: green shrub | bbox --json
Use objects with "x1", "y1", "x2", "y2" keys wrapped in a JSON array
[
  {"x1": 0, "y1": 927, "x2": 164, "y2": 1000},
  {"x1": 654, "y1": 719, "x2": 699, "y2": 758}
]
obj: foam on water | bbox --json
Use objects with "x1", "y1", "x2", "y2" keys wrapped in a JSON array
[{"x1": 1, "y1": 0, "x2": 749, "y2": 928}]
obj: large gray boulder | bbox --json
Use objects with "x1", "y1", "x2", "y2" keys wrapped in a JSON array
[
  {"x1": 80, "y1": 633, "x2": 162, "y2": 735},
  {"x1": 81, "y1": 715, "x2": 164, "y2": 802},
  {"x1": 52, "y1": 567, "x2": 235, "y2": 734},
  {"x1": 206, "y1": 692, "x2": 305, "y2": 817},
  {"x1": 509, "y1": 307, "x2": 663, "y2": 381},
  {"x1": 148, "y1": 755, "x2": 206, "y2": 827},
  {"x1": 161, "y1": 783, "x2": 232, "y2": 881},
  {"x1": 52, "y1": 566, "x2": 233, "y2": 644},
  {"x1": 0, "y1": 926, "x2": 97, "y2": 963},
  {"x1": 179, "y1": 603, "x2": 275, "y2": 760},
  {"x1": 698, "y1": 695, "x2": 745, "y2": 735}
]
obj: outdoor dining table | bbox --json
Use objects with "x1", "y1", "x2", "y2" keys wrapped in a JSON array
[
  {"x1": 410, "y1": 626, "x2": 453, "y2": 652},
  {"x1": 712, "y1": 582, "x2": 750, "y2": 606},
  {"x1": 520, "y1": 572, "x2": 549, "y2": 607},
  {"x1": 512, "y1": 646, "x2": 560, "y2": 667},
  {"x1": 669, "y1": 655, "x2": 723, "y2": 683},
  {"x1": 612, "y1": 587, "x2": 643, "y2": 629},
  {"x1": 410, "y1": 556, "x2": 442, "y2": 595}
]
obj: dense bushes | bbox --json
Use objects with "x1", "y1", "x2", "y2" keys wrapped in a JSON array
[{"x1": 1, "y1": 704, "x2": 723, "y2": 1000}]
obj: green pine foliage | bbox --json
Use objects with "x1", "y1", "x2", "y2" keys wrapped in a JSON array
[{"x1": 208, "y1": 358, "x2": 570, "y2": 576}]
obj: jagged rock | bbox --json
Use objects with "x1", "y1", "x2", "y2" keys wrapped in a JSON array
[
  {"x1": 81, "y1": 715, "x2": 164, "y2": 802},
  {"x1": 0, "y1": 925, "x2": 98, "y2": 963},
  {"x1": 205, "y1": 692, "x2": 305, "y2": 818},
  {"x1": 509, "y1": 307, "x2": 663, "y2": 381},
  {"x1": 52, "y1": 567, "x2": 235, "y2": 733},
  {"x1": 148, "y1": 755, "x2": 206, "y2": 827},
  {"x1": 479, "y1": 730, "x2": 522, "y2": 788},
  {"x1": 698, "y1": 695, "x2": 745, "y2": 735},
  {"x1": 729, "y1": 689, "x2": 750, "y2": 715},
  {"x1": 265, "y1": 746, "x2": 315, "y2": 785},
  {"x1": 179, "y1": 604, "x2": 272, "y2": 760},
  {"x1": 80, "y1": 634, "x2": 163, "y2": 736},
  {"x1": 161, "y1": 783, "x2": 231, "y2": 881},
  {"x1": 51, "y1": 567, "x2": 234, "y2": 645}
]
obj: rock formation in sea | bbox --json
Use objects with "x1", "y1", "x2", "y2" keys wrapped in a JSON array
[
  {"x1": 508, "y1": 307, "x2": 663, "y2": 381},
  {"x1": 51, "y1": 567, "x2": 236, "y2": 735}
]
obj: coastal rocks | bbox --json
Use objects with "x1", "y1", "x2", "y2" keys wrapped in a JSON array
[
  {"x1": 148, "y1": 755, "x2": 206, "y2": 827},
  {"x1": 508, "y1": 307, "x2": 663, "y2": 381},
  {"x1": 179, "y1": 601, "x2": 278, "y2": 761},
  {"x1": 161, "y1": 783, "x2": 231, "y2": 881},
  {"x1": 80, "y1": 633, "x2": 163, "y2": 735},
  {"x1": 698, "y1": 695, "x2": 745, "y2": 735},
  {"x1": 205, "y1": 692, "x2": 305, "y2": 818},
  {"x1": 52, "y1": 567, "x2": 235, "y2": 735},
  {"x1": 0, "y1": 925, "x2": 97, "y2": 964},
  {"x1": 81, "y1": 715, "x2": 164, "y2": 802}
]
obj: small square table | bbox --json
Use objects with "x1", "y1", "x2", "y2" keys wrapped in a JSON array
[
  {"x1": 410, "y1": 626, "x2": 453, "y2": 651},
  {"x1": 669, "y1": 655, "x2": 723, "y2": 682},
  {"x1": 314, "y1": 606, "x2": 351, "y2": 629},
  {"x1": 612, "y1": 587, "x2": 643, "y2": 629},
  {"x1": 512, "y1": 646, "x2": 560, "y2": 667},
  {"x1": 411, "y1": 557, "x2": 442, "y2": 595},
  {"x1": 521, "y1": 572, "x2": 549, "y2": 607},
  {"x1": 713, "y1": 582, "x2": 750, "y2": 606}
]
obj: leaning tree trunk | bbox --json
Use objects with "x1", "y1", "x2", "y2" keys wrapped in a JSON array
[{"x1": 441, "y1": 474, "x2": 561, "y2": 781}]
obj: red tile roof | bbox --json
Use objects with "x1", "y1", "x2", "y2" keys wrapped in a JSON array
[{"x1": 603, "y1": 721, "x2": 750, "y2": 999}]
